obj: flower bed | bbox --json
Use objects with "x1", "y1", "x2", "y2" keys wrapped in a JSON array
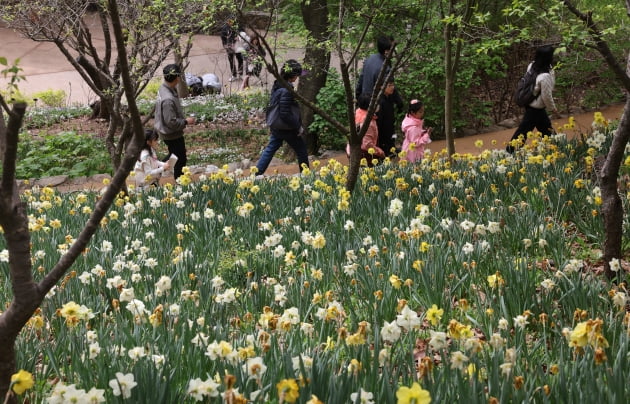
[{"x1": 3, "y1": 113, "x2": 629, "y2": 403}]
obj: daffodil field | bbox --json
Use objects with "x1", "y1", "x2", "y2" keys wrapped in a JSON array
[{"x1": 2, "y1": 113, "x2": 630, "y2": 403}]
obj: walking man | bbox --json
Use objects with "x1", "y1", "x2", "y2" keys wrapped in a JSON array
[{"x1": 154, "y1": 64, "x2": 195, "y2": 179}]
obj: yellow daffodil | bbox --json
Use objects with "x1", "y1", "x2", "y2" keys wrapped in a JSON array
[
  {"x1": 277, "y1": 378, "x2": 299, "y2": 403},
  {"x1": 396, "y1": 382, "x2": 431, "y2": 404},
  {"x1": 425, "y1": 304, "x2": 444, "y2": 326},
  {"x1": 11, "y1": 369, "x2": 34, "y2": 395}
]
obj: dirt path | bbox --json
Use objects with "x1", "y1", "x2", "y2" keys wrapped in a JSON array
[
  {"x1": 254, "y1": 102, "x2": 626, "y2": 175},
  {"x1": 50, "y1": 102, "x2": 624, "y2": 193}
]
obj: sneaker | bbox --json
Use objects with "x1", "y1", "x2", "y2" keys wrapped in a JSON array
[{"x1": 228, "y1": 76, "x2": 238, "y2": 82}]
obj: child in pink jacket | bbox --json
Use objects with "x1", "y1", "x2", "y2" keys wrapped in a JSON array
[
  {"x1": 346, "y1": 93, "x2": 385, "y2": 163},
  {"x1": 401, "y1": 99, "x2": 432, "y2": 162}
]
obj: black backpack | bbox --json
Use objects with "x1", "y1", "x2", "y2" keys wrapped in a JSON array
[{"x1": 514, "y1": 68, "x2": 539, "y2": 107}]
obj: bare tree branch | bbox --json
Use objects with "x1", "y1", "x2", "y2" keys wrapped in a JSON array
[{"x1": 38, "y1": 0, "x2": 146, "y2": 295}]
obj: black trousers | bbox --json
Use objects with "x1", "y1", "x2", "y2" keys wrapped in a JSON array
[
  {"x1": 163, "y1": 136, "x2": 187, "y2": 179},
  {"x1": 227, "y1": 51, "x2": 244, "y2": 77},
  {"x1": 509, "y1": 106, "x2": 554, "y2": 149}
]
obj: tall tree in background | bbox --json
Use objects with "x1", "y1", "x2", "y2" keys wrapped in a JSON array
[
  {"x1": 299, "y1": 0, "x2": 332, "y2": 153},
  {"x1": 441, "y1": 0, "x2": 477, "y2": 156}
]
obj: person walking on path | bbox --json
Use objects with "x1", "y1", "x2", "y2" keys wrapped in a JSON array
[
  {"x1": 401, "y1": 99, "x2": 432, "y2": 163},
  {"x1": 134, "y1": 129, "x2": 171, "y2": 189},
  {"x1": 507, "y1": 45, "x2": 560, "y2": 153},
  {"x1": 221, "y1": 17, "x2": 244, "y2": 82},
  {"x1": 154, "y1": 64, "x2": 195, "y2": 180},
  {"x1": 377, "y1": 79, "x2": 403, "y2": 156},
  {"x1": 356, "y1": 35, "x2": 394, "y2": 98},
  {"x1": 255, "y1": 60, "x2": 309, "y2": 176}
]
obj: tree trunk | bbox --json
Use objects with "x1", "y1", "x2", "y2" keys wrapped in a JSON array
[
  {"x1": 444, "y1": 28, "x2": 456, "y2": 156},
  {"x1": 174, "y1": 48, "x2": 190, "y2": 98},
  {"x1": 299, "y1": 0, "x2": 331, "y2": 154},
  {"x1": 76, "y1": 55, "x2": 112, "y2": 120},
  {"x1": 600, "y1": 97, "x2": 630, "y2": 279},
  {"x1": 443, "y1": 2, "x2": 456, "y2": 156},
  {"x1": 0, "y1": 102, "x2": 42, "y2": 403},
  {"x1": 346, "y1": 140, "x2": 362, "y2": 192}
]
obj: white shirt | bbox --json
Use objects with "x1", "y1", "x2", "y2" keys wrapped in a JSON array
[{"x1": 134, "y1": 149, "x2": 165, "y2": 188}]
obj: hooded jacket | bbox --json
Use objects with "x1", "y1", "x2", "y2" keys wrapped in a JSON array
[
  {"x1": 401, "y1": 114, "x2": 431, "y2": 162},
  {"x1": 347, "y1": 108, "x2": 385, "y2": 158}
]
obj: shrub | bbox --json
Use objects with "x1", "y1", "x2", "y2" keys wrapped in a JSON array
[
  {"x1": 309, "y1": 68, "x2": 348, "y2": 150},
  {"x1": 16, "y1": 131, "x2": 111, "y2": 179},
  {"x1": 137, "y1": 78, "x2": 162, "y2": 102},
  {"x1": 32, "y1": 89, "x2": 67, "y2": 108}
]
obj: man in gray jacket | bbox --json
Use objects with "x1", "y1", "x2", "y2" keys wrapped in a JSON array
[{"x1": 154, "y1": 64, "x2": 195, "y2": 179}]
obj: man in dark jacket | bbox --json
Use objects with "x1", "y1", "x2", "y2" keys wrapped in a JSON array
[
  {"x1": 356, "y1": 36, "x2": 394, "y2": 98},
  {"x1": 154, "y1": 64, "x2": 195, "y2": 179},
  {"x1": 255, "y1": 60, "x2": 309, "y2": 176}
]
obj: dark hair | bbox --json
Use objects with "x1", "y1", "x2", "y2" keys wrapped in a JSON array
[
  {"x1": 357, "y1": 93, "x2": 371, "y2": 110},
  {"x1": 408, "y1": 99, "x2": 424, "y2": 114},
  {"x1": 281, "y1": 59, "x2": 302, "y2": 79},
  {"x1": 377, "y1": 36, "x2": 394, "y2": 55},
  {"x1": 163, "y1": 64, "x2": 181, "y2": 82},
  {"x1": 532, "y1": 45, "x2": 554, "y2": 74},
  {"x1": 140, "y1": 129, "x2": 159, "y2": 160}
]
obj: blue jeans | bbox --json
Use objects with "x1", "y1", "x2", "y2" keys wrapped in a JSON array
[{"x1": 256, "y1": 132, "x2": 309, "y2": 175}]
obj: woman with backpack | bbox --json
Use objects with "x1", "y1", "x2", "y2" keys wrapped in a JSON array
[
  {"x1": 507, "y1": 45, "x2": 561, "y2": 153},
  {"x1": 255, "y1": 60, "x2": 309, "y2": 176}
]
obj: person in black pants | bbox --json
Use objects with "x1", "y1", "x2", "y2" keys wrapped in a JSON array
[
  {"x1": 153, "y1": 64, "x2": 195, "y2": 179},
  {"x1": 220, "y1": 18, "x2": 244, "y2": 81},
  {"x1": 377, "y1": 79, "x2": 403, "y2": 157},
  {"x1": 255, "y1": 60, "x2": 309, "y2": 176},
  {"x1": 507, "y1": 45, "x2": 560, "y2": 153}
]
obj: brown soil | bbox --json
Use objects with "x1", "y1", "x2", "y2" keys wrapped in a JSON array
[{"x1": 41, "y1": 102, "x2": 626, "y2": 193}]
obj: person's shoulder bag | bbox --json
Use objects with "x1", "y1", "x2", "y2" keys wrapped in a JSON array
[{"x1": 266, "y1": 88, "x2": 300, "y2": 131}]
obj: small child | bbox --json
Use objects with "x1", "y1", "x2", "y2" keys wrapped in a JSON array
[
  {"x1": 134, "y1": 129, "x2": 170, "y2": 189},
  {"x1": 401, "y1": 99, "x2": 432, "y2": 162},
  {"x1": 346, "y1": 92, "x2": 385, "y2": 165}
]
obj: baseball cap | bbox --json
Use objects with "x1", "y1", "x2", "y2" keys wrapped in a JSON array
[{"x1": 163, "y1": 64, "x2": 181, "y2": 82}]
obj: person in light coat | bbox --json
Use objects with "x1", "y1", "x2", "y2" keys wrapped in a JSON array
[
  {"x1": 507, "y1": 45, "x2": 560, "y2": 153},
  {"x1": 134, "y1": 129, "x2": 170, "y2": 189}
]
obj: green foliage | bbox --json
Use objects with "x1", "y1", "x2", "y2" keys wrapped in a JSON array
[
  {"x1": 16, "y1": 131, "x2": 111, "y2": 179},
  {"x1": 137, "y1": 78, "x2": 162, "y2": 102},
  {"x1": 308, "y1": 69, "x2": 348, "y2": 150},
  {"x1": 32, "y1": 89, "x2": 67, "y2": 108},
  {"x1": 21, "y1": 106, "x2": 92, "y2": 129},
  {"x1": 0, "y1": 56, "x2": 25, "y2": 95}
]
